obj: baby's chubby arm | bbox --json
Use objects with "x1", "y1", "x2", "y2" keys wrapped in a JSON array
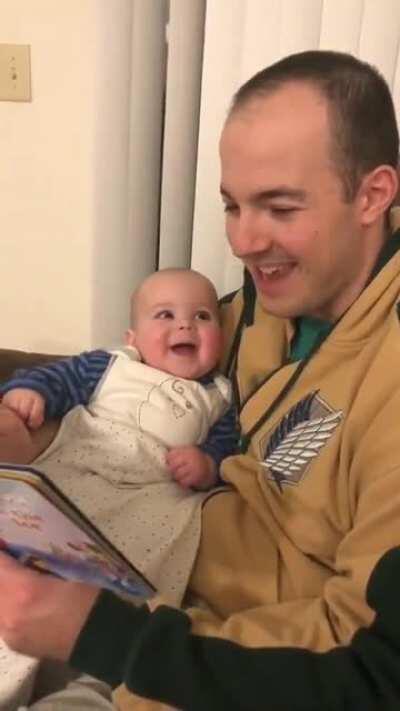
[
  {"x1": 166, "y1": 403, "x2": 238, "y2": 490},
  {"x1": 166, "y1": 446, "x2": 218, "y2": 490},
  {"x1": 2, "y1": 389, "x2": 45, "y2": 430}
]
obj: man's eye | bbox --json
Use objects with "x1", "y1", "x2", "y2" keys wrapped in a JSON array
[
  {"x1": 270, "y1": 206, "x2": 297, "y2": 218},
  {"x1": 195, "y1": 311, "x2": 211, "y2": 321},
  {"x1": 223, "y1": 203, "x2": 238, "y2": 214},
  {"x1": 155, "y1": 310, "x2": 173, "y2": 319}
]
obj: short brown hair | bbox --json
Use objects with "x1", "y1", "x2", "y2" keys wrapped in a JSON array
[{"x1": 231, "y1": 50, "x2": 399, "y2": 201}]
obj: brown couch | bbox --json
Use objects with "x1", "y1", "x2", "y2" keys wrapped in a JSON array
[{"x1": 0, "y1": 348, "x2": 60, "y2": 382}]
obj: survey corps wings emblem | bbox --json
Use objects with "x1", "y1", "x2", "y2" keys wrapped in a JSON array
[{"x1": 260, "y1": 391, "x2": 342, "y2": 490}]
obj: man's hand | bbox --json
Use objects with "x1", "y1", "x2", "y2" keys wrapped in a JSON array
[
  {"x1": 0, "y1": 552, "x2": 99, "y2": 660},
  {"x1": 166, "y1": 446, "x2": 218, "y2": 490},
  {"x1": 2, "y1": 388, "x2": 45, "y2": 429},
  {"x1": 0, "y1": 405, "x2": 38, "y2": 463}
]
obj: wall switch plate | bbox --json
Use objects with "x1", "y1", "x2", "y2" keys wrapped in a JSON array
[{"x1": 0, "y1": 44, "x2": 31, "y2": 102}]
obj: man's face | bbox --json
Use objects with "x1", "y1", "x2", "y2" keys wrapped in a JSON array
[
  {"x1": 220, "y1": 83, "x2": 383, "y2": 322},
  {"x1": 125, "y1": 272, "x2": 222, "y2": 380}
]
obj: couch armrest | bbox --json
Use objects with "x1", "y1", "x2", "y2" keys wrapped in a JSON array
[{"x1": 0, "y1": 349, "x2": 62, "y2": 383}]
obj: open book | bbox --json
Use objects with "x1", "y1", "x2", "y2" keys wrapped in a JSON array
[{"x1": 0, "y1": 463, "x2": 155, "y2": 599}]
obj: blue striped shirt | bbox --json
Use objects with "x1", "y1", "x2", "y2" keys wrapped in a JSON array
[{"x1": 0, "y1": 350, "x2": 238, "y2": 470}]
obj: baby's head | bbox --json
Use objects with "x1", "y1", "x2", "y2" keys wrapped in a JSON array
[{"x1": 125, "y1": 268, "x2": 223, "y2": 379}]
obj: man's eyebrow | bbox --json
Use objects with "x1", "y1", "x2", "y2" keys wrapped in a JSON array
[{"x1": 220, "y1": 186, "x2": 307, "y2": 202}]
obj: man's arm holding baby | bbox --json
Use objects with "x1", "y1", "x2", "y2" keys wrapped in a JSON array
[
  {"x1": 0, "y1": 350, "x2": 112, "y2": 463},
  {"x1": 2, "y1": 388, "x2": 45, "y2": 429},
  {"x1": 1, "y1": 547, "x2": 400, "y2": 711},
  {"x1": 0, "y1": 403, "x2": 58, "y2": 464}
]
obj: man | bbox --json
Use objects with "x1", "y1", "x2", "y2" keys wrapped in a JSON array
[{"x1": 1, "y1": 50, "x2": 400, "y2": 710}]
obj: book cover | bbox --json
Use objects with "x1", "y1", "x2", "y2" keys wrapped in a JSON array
[{"x1": 0, "y1": 463, "x2": 155, "y2": 600}]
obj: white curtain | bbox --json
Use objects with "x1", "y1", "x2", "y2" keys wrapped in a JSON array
[
  {"x1": 131, "y1": 0, "x2": 400, "y2": 297},
  {"x1": 127, "y1": 0, "x2": 206, "y2": 280},
  {"x1": 158, "y1": 0, "x2": 206, "y2": 268},
  {"x1": 127, "y1": 0, "x2": 168, "y2": 286}
]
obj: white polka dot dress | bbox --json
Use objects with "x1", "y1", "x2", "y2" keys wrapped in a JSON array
[{"x1": 34, "y1": 349, "x2": 231, "y2": 605}]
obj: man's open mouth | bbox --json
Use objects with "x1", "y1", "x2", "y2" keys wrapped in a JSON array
[{"x1": 258, "y1": 263, "x2": 295, "y2": 280}]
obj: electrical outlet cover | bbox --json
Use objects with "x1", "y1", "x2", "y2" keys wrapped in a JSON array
[{"x1": 0, "y1": 44, "x2": 31, "y2": 102}]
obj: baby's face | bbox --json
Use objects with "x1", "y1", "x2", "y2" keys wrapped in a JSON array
[{"x1": 126, "y1": 272, "x2": 223, "y2": 379}]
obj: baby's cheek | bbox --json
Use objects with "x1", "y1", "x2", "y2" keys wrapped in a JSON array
[{"x1": 205, "y1": 327, "x2": 224, "y2": 359}]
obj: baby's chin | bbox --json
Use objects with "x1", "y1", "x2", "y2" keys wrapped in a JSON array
[
  {"x1": 144, "y1": 351, "x2": 217, "y2": 380},
  {"x1": 166, "y1": 359, "x2": 216, "y2": 380},
  {"x1": 167, "y1": 365, "x2": 211, "y2": 380}
]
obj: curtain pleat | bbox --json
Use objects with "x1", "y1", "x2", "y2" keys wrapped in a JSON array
[
  {"x1": 127, "y1": 0, "x2": 168, "y2": 284},
  {"x1": 158, "y1": 0, "x2": 206, "y2": 269}
]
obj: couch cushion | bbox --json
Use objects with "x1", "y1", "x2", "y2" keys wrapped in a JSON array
[{"x1": 0, "y1": 349, "x2": 61, "y2": 383}]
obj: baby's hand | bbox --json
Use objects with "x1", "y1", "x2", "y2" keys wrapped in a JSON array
[
  {"x1": 166, "y1": 446, "x2": 218, "y2": 490},
  {"x1": 2, "y1": 389, "x2": 45, "y2": 430}
]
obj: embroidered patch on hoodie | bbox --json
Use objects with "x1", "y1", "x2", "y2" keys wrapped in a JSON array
[{"x1": 259, "y1": 391, "x2": 342, "y2": 490}]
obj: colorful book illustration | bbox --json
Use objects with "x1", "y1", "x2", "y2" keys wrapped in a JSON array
[{"x1": 0, "y1": 463, "x2": 155, "y2": 599}]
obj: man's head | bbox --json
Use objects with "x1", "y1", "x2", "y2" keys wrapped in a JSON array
[
  {"x1": 231, "y1": 50, "x2": 399, "y2": 203},
  {"x1": 220, "y1": 50, "x2": 399, "y2": 321},
  {"x1": 125, "y1": 268, "x2": 222, "y2": 379}
]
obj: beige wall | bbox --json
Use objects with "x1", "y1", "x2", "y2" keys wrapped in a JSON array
[{"x1": 1, "y1": 0, "x2": 134, "y2": 353}]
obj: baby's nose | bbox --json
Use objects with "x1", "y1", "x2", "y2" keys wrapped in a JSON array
[{"x1": 178, "y1": 320, "x2": 193, "y2": 330}]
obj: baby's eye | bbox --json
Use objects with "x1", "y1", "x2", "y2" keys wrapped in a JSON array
[
  {"x1": 155, "y1": 310, "x2": 174, "y2": 319},
  {"x1": 195, "y1": 310, "x2": 211, "y2": 321}
]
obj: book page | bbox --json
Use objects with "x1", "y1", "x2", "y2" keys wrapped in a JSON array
[{"x1": 0, "y1": 465, "x2": 155, "y2": 599}]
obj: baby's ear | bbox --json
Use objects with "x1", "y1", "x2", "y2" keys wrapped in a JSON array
[{"x1": 124, "y1": 329, "x2": 136, "y2": 346}]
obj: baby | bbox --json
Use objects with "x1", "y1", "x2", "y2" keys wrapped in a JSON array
[{"x1": 0, "y1": 268, "x2": 236, "y2": 604}]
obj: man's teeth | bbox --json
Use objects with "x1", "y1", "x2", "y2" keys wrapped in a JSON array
[{"x1": 260, "y1": 265, "x2": 288, "y2": 275}]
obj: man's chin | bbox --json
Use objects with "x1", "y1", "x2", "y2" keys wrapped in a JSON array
[{"x1": 257, "y1": 295, "x2": 306, "y2": 320}]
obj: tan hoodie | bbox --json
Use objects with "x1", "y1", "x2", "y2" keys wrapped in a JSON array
[
  {"x1": 187, "y1": 225, "x2": 400, "y2": 652},
  {"x1": 115, "y1": 218, "x2": 400, "y2": 710}
]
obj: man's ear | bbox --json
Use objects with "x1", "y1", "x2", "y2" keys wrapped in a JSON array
[
  {"x1": 124, "y1": 329, "x2": 136, "y2": 346},
  {"x1": 358, "y1": 165, "x2": 399, "y2": 226}
]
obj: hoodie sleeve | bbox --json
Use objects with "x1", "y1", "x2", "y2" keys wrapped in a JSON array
[{"x1": 70, "y1": 548, "x2": 400, "y2": 711}]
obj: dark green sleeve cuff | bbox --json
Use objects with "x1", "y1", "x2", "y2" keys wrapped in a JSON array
[{"x1": 69, "y1": 589, "x2": 151, "y2": 688}]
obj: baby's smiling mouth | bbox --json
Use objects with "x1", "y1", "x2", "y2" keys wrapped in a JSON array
[{"x1": 170, "y1": 343, "x2": 197, "y2": 356}]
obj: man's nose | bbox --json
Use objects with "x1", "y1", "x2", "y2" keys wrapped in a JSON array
[{"x1": 228, "y1": 213, "x2": 272, "y2": 259}]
